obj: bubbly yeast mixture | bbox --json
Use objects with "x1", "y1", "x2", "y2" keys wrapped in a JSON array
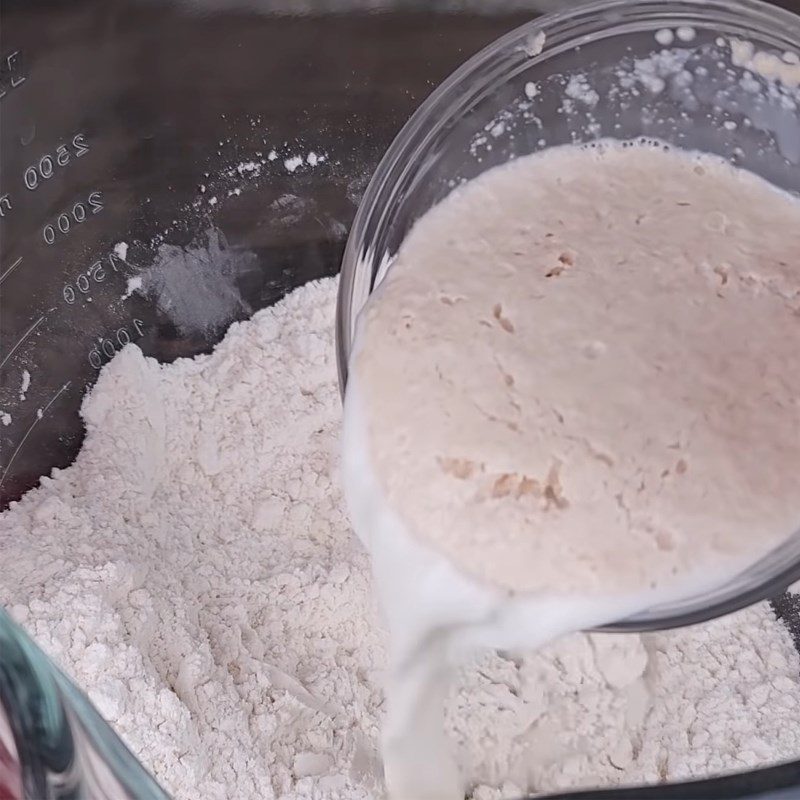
[{"x1": 352, "y1": 141, "x2": 800, "y2": 597}]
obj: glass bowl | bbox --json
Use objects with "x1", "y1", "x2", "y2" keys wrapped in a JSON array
[
  {"x1": 0, "y1": 608, "x2": 169, "y2": 800},
  {"x1": 335, "y1": 0, "x2": 800, "y2": 633}
]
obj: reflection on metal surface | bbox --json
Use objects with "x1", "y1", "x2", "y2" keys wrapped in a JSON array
[
  {"x1": 0, "y1": 313, "x2": 49, "y2": 371},
  {"x1": 0, "y1": 381, "x2": 71, "y2": 493},
  {"x1": 0, "y1": 256, "x2": 24, "y2": 285}
]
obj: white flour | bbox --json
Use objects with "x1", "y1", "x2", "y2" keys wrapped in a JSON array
[{"x1": 1, "y1": 278, "x2": 799, "y2": 799}]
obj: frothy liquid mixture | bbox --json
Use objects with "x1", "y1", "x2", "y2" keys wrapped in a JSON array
[{"x1": 343, "y1": 142, "x2": 800, "y2": 799}]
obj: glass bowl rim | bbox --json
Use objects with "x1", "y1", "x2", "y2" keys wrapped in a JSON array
[{"x1": 335, "y1": 0, "x2": 800, "y2": 632}]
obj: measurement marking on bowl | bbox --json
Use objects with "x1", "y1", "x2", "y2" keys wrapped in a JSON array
[
  {"x1": 88, "y1": 319, "x2": 146, "y2": 369},
  {"x1": 0, "y1": 311, "x2": 50, "y2": 370},
  {"x1": 41, "y1": 190, "x2": 103, "y2": 246},
  {"x1": 0, "y1": 256, "x2": 23, "y2": 285},
  {"x1": 23, "y1": 133, "x2": 90, "y2": 191},
  {"x1": 0, "y1": 382, "x2": 71, "y2": 490},
  {"x1": 62, "y1": 250, "x2": 127, "y2": 305},
  {"x1": 0, "y1": 50, "x2": 26, "y2": 100}
]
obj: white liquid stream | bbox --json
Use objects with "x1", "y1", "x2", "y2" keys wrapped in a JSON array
[{"x1": 344, "y1": 371, "x2": 767, "y2": 799}]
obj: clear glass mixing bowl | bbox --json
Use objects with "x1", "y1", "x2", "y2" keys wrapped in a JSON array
[
  {"x1": 0, "y1": 609, "x2": 170, "y2": 800},
  {"x1": 336, "y1": 0, "x2": 800, "y2": 633}
]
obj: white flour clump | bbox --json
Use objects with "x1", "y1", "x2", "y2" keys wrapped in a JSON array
[
  {"x1": 1, "y1": 278, "x2": 800, "y2": 799},
  {"x1": 0, "y1": 281, "x2": 385, "y2": 800}
]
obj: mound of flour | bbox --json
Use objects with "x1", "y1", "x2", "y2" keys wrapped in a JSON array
[{"x1": 1, "y1": 278, "x2": 799, "y2": 799}]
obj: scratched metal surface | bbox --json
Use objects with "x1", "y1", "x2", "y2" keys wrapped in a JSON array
[{"x1": 0, "y1": 0, "x2": 799, "y2": 655}]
